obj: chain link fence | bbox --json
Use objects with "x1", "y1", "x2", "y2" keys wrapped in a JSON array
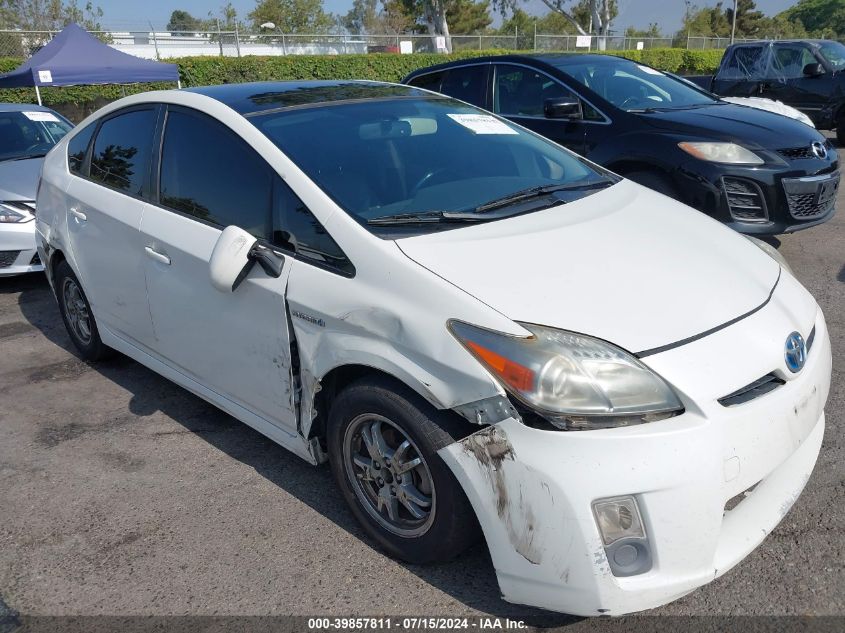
[{"x1": 0, "y1": 29, "x2": 797, "y2": 60}]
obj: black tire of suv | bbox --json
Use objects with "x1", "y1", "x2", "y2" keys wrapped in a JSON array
[
  {"x1": 836, "y1": 118, "x2": 845, "y2": 147},
  {"x1": 625, "y1": 170, "x2": 680, "y2": 199},
  {"x1": 54, "y1": 260, "x2": 113, "y2": 361},
  {"x1": 327, "y1": 375, "x2": 480, "y2": 564}
]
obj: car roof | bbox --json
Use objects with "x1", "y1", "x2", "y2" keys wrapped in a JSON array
[
  {"x1": 185, "y1": 80, "x2": 437, "y2": 116},
  {"x1": 730, "y1": 39, "x2": 833, "y2": 46},
  {"x1": 402, "y1": 53, "x2": 639, "y2": 80},
  {"x1": 0, "y1": 103, "x2": 57, "y2": 113}
]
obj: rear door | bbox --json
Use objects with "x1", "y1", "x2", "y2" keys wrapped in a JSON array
[
  {"x1": 64, "y1": 106, "x2": 159, "y2": 347},
  {"x1": 140, "y1": 106, "x2": 298, "y2": 431},
  {"x1": 713, "y1": 44, "x2": 768, "y2": 97}
]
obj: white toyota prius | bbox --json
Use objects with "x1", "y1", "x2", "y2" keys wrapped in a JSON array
[{"x1": 35, "y1": 81, "x2": 831, "y2": 616}]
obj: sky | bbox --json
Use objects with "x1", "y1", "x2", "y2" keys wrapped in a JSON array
[{"x1": 95, "y1": 0, "x2": 799, "y2": 34}]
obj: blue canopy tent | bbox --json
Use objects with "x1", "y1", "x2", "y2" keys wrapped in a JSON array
[{"x1": 0, "y1": 23, "x2": 180, "y2": 105}]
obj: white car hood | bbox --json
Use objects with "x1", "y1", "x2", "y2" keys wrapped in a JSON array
[{"x1": 397, "y1": 180, "x2": 780, "y2": 354}]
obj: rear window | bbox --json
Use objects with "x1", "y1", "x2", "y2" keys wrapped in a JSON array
[{"x1": 89, "y1": 108, "x2": 157, "y2": 197}]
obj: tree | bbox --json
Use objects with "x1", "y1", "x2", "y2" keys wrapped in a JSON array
[
  {"x1": 780, "y1": 0, "x2": 845, "y2": 37},
  {"x1": 167, "y1": 9, "x2": 203, "y2": 35},
  {"x1": 248, "y1": 0, "x2": 334, "y2": 33},
  {"x1": 726, "y1": 0, "x2": 764, "y2": 38},
  {"x1": 625, "y1": 23, "x2": 662, "y2": 38},
  {"x1": 446, "y1": 0, "x2": 492, "y2": 34},
  {"x1": 493, "y1": 1, "x2": 617, "y2": 48},
  {"x1": 676, "y1": 3, "x2": 730, "y2": 38},
  {"x1": 342, "y1": 0, "x2": 413, "y2": 35},
  {"x1": 0, "y1": 0, "x2": 105, "y2": 32}
]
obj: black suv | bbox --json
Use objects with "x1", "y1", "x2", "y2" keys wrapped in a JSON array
[
  {"x1": 403, "y1": 54, "x2": 839, "y2": 235},
  {"x1": 711, "y1": 40, "x2": 845, "y2": 142}
]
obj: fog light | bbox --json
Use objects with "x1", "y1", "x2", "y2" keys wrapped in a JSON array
[
  {"x1": 592, "y1": 496, "x2": 645, "y2": 545},
  {"x1": 592, "y1": 495, "x2": 653, "y2": 577}
]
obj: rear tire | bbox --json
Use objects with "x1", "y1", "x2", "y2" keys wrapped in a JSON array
[
  {"x1": 54, "y1": 260, "x2": 113, "y2": 361},
  {"x1": 327, "y1": 375, "x2": 479, "y2": 564},
  {"x1": 836, "y1": 118, "x2": 845, "y2": 147},
  {"x1": 624, "y1": 170, "x2": 680, "y2": 199}
]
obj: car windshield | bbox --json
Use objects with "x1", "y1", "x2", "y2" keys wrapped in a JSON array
[
  {"x1": 560, "y1": 59, "x2": 719, "y2": 112},
  {"x1": 0, "y1": 110, "x2": 72, "y2": 162},
  {"x1": 818, "y1": 41, "x2": 845, "y2": 71},
  {"x1": 250, "y1": 96, "x2": 613, "y2": 235}
]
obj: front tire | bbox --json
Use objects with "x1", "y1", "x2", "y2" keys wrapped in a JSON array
[
  {"x1": 327, "y1": 376, "x2": 479, "y2": 564},
  {"x1": 54, "y1": 260, "x2": 113, "y2": 361}
]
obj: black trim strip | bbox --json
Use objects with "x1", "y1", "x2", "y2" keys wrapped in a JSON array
[{"x1": 636, "y1": 268, "x2": 782, "y2": 358}]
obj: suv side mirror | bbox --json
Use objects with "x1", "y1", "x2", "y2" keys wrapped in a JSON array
[
  {"x1": 209, "y1": 225, "x2": 284, "y2": 293},
  {"x1": 544, "y1": 96, "x2": 583, "y2": 120},
  {"x1": 803, "y1": 62, "x2": 824, "y2": 77}
]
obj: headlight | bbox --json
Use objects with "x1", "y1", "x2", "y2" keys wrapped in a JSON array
[
  {"x1": 0, "y1": 202, "x2": 33, "y2": 223},
  {"x1": 678, "y1": 141, "x2": 764, "y2": 165},
  {"x1": 745, "y1": 235, "x2": 793, "y2": 274},
  {"x1": 448, "y1": 320, "x2": 683, "y2": 430}
]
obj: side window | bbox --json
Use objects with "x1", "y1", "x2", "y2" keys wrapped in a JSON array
[
  {"x1": 408, "y1": 71, "x2": 444, "y2": 93},
  {"x1": 273, "y1": 178, "x2": 353, "y2": 276},
  {"x1": 772, "y1": 45, "x2": 818, "y2": 79},
  {"x1": 90, "y1": 109, "x2": 157, "y2": 197},
  {"x1": 67, "y1": 123, "x2": 95, "y2": 176},
  {"x1": 439, "y1": 66, "x2": 487, "y2": 107},
  {"x1": 494, "y1": 65, "x2": 573, "y2": 117},
  {"x1": 159, "y1": 109, "x2": 272, "y2": 239},
  {"x1": 722, "y1": 46, "x2": 766, "y2": 79}
]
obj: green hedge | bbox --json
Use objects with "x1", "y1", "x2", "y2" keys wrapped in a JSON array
[{"x1": 0, "y1": 48, "x2": 725, "y2": 108}]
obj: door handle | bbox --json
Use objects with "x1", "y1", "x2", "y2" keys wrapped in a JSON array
[
  {"x1": 144, "y1": 246, "x2": 171, "y2": 265},
  {"x1": 69, "y1": 207, "x2": 87, "y2": 222}
]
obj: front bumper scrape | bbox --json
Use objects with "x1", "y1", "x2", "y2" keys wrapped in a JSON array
[{"x1": 438, "y1": 409, "x2": 824, "y2": 617}]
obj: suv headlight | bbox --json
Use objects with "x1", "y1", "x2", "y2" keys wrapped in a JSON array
[
  {"x1": 745, "y1": 235, "x2": 793, "y2": 274},
  {"x1": 449, "y1": 320, "x2": 683, "y2": 430},
  {"x1": 678, "y1": 141, "x2": 764, "y2": 165}
]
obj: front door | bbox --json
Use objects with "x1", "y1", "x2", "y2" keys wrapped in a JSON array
[
  {"x1": 491, "y1": 63, "x2": 587, "y2": 155},
  {"x1": 140, "y1": 106, "x2": 297, "y2": 430},
  {"x1": 764, "y1": 43, "x2": 836, "y2": 121},
  {"x1": 65, "y1": 106, "x2": 159, "y2": 347}
]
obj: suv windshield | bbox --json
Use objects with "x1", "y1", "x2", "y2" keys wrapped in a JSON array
[
  {"x1": 0, "y1": 110, "x2": 72, "y2": 162},
  {"x1": 250, "y1": 96, "x2": 613, "y2": 235},
  {"x1": 561, "y1": 60, "x2": 719, "y2": 112},
  {"x1": 818, "y1": 41, "x2": 845, "y2": 71}
]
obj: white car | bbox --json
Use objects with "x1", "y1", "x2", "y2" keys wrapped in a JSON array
[
  {"x1": 0, "y1": 104, "x2": 73, "y2": 276},
  {"x1": 35, "y1": 81, "x2": 831, "y2": 617},
  {"x1": 720, "y1": 96, "x2": 816, "y2": 128}
]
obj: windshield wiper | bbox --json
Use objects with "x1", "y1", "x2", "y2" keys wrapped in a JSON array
[
  {"x1": 367, "y1": 210, "x2": 485, "y2": 226},
  {"x1": 474, "y1": 181, "x2": 612, "y2": 214}
]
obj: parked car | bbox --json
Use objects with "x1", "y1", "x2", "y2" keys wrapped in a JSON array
[
  {"x1": 0, "y1": 104, "x2": 72, "y2": 276},
  {"x1": 704, "y1": 40, "x2": 845, "y2": 142},
  {"x1": 37, "y1": 81, "x2": 831, "y2": 616},
  {"x1": 403, "y1": 54, "x2": 839, "y2": 235}
]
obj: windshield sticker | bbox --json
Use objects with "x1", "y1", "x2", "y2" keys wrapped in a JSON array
[
  {"x1": 447, "y1": 113, "x2": 518, "y2": 135},
  {"x1": 23, "y1": 111, "x2": 60, "y2": 122},
  {"x1": 637, "y1": 65, "x2": 664, "y2": 76}
]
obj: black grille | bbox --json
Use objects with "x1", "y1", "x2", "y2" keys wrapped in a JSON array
[
  {"x1": 0, "y1": 250, "x2": 20, "y2": 268},
  {"x1": 722, "y1": 177, "x2": 767, "y2": 221},
  {"x1": 782, "y1": 174, "x2": 839, "y2": 219},
  {"x1": 806, "y1": 325, "x2": 816, "y2": 353},
  {"x1": 779, "y1": 146, "x2": 815, "y2": 159},
  {"x1": 719, "y1": 373, "x2": 785, "y2": 407},
  {"x1": 785, "y1": 192, "x2": 835, "y2": 218}
]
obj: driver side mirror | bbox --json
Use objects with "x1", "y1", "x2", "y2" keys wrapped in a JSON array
[
  {"x1": 803, "y1": 62, "x2": 824, "y2": 77},
  {"x1": 544, "y1": 96, "x2": 583, "y2": 120},
  {"x1": 209, "y1": 225, "x2": 285, "y2": 293}
]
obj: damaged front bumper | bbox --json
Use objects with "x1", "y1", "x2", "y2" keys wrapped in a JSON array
[{"x1": 438, "y1": 305, "x2": 831, "y2": 616}]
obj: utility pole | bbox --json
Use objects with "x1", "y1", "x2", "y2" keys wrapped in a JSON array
[{"x1": 730, "y1": 0, "x2": 738, "y2": 44}]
